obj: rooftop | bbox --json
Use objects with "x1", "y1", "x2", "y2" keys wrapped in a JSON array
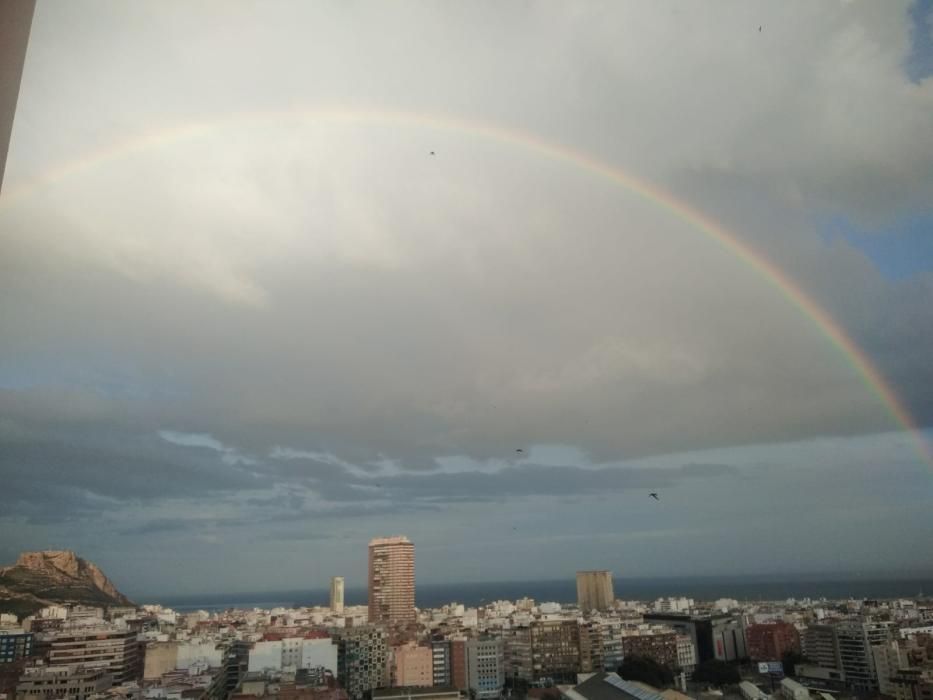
[
  {"x1": 369, "y1": 536, "x2": 412, "y2": 546},
  {"x1": 566, "y1": 673, "x2": 666, "y2": 700},
  {"x1": 373, "y1": 687, "x2": 459, "y2": 699}
]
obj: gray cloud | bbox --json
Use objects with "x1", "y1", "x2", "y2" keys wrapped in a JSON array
[{"x1": 1, "y1": 0, "x2": 931, "y2": 592}]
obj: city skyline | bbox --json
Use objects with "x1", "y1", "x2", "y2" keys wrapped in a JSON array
[{"x1": 1, "y1": 1, "x2": 932, "y2": 595}]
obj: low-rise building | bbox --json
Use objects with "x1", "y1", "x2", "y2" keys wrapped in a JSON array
[
  {"x1": 372, "y1": 687, "x2": 459, "y2": 700},
  {"x1": 15, "y1": 664, "x2": 112, "y2": 700},
  {"x1": 738, "y1": 681, "x2": 768, "y2": 700},
  {"x1": 779, "y1": 678, "x2": 809, "y2": 700},
  {"x1": 563, "y1": 671, "x2": 666, "y2": 700},
  {"x1": 36, "y1": 626, "x2": 142, "y2": 685}
]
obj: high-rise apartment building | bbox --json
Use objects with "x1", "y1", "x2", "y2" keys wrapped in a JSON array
[
  {"x1": 368, "y1": 536, "x2": 415, "y2": 625},
  {"x1": 576, "y1": 571, "x2": 615, "y2": 612},
  {"x1": 331, "y1": 576, "x2": 345, "y2": 615}
]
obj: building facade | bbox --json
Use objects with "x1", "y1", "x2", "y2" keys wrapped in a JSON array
[
  {"x1": 802, "y1": 625, "x2": 839, "y2": 671},
  {"x1": 747, "y1": 622, "x2": 801, "y2": 661},
  {"x1": 332, "y1": 626, "x2": 388, "y2": 700},
  {"x1": 530, "y1": 620, "x2": 580, "y2": 683},
  {"x1": 450, "y1": 640, "x2": 468, "y2": 691},
  {"x1": 835, "y1": 621, "x2": 889, "y2": 693},
  {"x1": 466, "y1": 637, "x2": 504, "y2": 700},
  {"x1": 430, "y1": 641, "x2": 451, "y2": 687},
  {"x1": 576, "y1": 571, "x2": 615, "y2": 613},
  {"x1": 368, "y1": 537, "x2": 415, "y2": 625},
  {"x1": 620, "y1": 632, "x2": 678, "y2": 669},
  {"x1": 36, "y1": 627, "x2": 142, "y2": 685},
  {"x1": 393, "y1": 642, "x2": 433, "y2": 687},
  {"x1": 643, "y1": 613, "x2": 746, "y2": 663},
  {"x1": 0, "y1": 629, "x2": 33, "y2": 663},
  {"x1": 15, "y1": 664, "x2": 112, "y2": 700},
  {"x1": 502, "y1": 627, "x2": 533, "y2": 683}
]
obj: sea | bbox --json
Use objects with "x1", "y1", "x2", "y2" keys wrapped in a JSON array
[{"x1": 150, "y1": 575, "x2": 933, "y2": 612}]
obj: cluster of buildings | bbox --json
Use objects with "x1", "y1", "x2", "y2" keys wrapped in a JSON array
[{"x1": 1, "y1": 538, "x2": 932, "y2": 700}]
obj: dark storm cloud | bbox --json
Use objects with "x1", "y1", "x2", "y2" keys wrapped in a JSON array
[{"x1": 0, "y1": 394, "x2": 267, "y2": 523}]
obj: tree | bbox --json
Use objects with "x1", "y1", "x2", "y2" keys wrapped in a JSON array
[
  {"x1": 691, "y1": 659, "x2": 741, "y2": 687},
  {"x1": 618, "y1": 655, "x2": 675, "y2": 688}
]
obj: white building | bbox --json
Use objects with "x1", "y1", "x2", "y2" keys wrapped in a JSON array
[
  {"x1": 246, "y1": 637, "x2": 338, "y2": 674},
  {"x1": 177, "y1": 640, "x2": 223, "y2": 670},
  {"x1": 248, "y1": 641, "x2": 283, "y2": 672},
  {"x1": 739, "y1": 681, "x2": 768, "y2": 700},
  {"x1": 780, "y1": 678, "x2": 810, "y2": 700},
  {"x1": 653, "y1": 598, "x2": 693, "y2": 613},
  {"x1": 302, "y1": 638, "x2": 339, "y2": 672}
]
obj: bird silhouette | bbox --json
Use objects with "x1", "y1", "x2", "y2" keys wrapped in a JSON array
[
  {"x1": 429, "y1": 151, "x2": 436, "y2": 155},
  {"x1": 649, "y1": 493, "x2": 660, "y2": 501},
  {"x1": 758, "y1": 26, "x2": 762, "y2": 32}
]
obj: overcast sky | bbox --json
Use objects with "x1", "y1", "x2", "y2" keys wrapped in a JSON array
[{"x1": 1, "y1": 1, "x2": 932, "y2": 599}]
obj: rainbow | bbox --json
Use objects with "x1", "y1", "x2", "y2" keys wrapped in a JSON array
[{"x1": 2, "y1": 107, "x2": 930, "y2": 465}]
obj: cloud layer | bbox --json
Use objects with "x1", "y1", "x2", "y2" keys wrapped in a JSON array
[{"x1": 1, "y1": 0, "x2": 931, "y2": 594}]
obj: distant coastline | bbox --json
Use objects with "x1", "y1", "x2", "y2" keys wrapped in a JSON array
[{"x1": 147, "y1": 574, "x2": 932, "y2": 612}]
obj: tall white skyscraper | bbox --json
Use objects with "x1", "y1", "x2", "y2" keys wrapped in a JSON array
[{"x1": 330, "y1": 575, "x2": 345, "y2": 614}]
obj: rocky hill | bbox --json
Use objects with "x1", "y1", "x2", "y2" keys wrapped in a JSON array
[{"x1": 0, "y1": 550, "x2": 134, "y2": 618}]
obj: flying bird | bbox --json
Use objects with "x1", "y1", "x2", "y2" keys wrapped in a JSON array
[
  {"x1": 429, "y1": 151, "x2": 436, "y2": 155},
  {"x1": 649, "y1": 493, "x2": 660, "y2": 501},
  {"x1": 516, "y1": 448, "x2": 524, "y2": 454},
  {"x1": 758, "y1": 25, "x2": 762, "y2": 32}
]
